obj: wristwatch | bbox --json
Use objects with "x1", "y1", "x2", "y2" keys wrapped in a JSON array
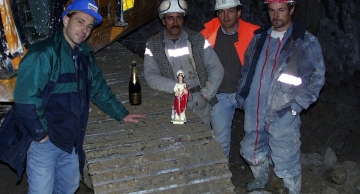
[{"x1": 291, "y1": 110, "x2": 297, "y2": 116}]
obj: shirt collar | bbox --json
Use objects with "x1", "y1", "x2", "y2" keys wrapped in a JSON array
[
  {"x1": 267, "y1": 23, "x2": 294, "y2": 40},
  {"x1": 220, "y1": 21, "x2": 239, "y2": 35}
]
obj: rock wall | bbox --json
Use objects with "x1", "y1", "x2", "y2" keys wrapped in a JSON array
[{"x1": 317, "y1": 0, "x2": 360, "y2": 85}]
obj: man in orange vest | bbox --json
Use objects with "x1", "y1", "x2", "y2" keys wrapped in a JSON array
[{"x1": 201, "y1": 0, "x2": 259, "y2": 159}]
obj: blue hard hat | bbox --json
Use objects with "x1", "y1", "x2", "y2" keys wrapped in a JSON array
[{"x1": 62, "y1": 0, "x2": 103, "y2": 26}]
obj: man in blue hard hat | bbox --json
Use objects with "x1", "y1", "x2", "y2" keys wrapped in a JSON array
[{"x1": 13, "y1": 0, "x2": 145, "y2": 193}]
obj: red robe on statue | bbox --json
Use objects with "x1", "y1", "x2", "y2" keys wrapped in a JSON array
[{"x1": 174, "y1": 84, "x2": 188, "y2": 116}]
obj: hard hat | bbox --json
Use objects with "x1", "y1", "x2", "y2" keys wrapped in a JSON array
[
  {"x1": 158, "y1": 0, "x2": 187, "y2": 18},
  {"x1": 62, "y1": 0, "x2": 103, "y2": 26},
  {"x1": 215, "y1": 0, "x2": 242, "y2": 10},
  {"x1": 264, "y1": 0, "x2": 296, "y2": 4}
]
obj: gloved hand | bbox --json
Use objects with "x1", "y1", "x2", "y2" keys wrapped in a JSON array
[{"x1": 193, "y1": 92, "x2": 208, "y2": 111}]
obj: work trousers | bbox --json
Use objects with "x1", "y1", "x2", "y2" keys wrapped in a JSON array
[{"x1": 240, "y1": 111, "x2": 302, "y2": 178}]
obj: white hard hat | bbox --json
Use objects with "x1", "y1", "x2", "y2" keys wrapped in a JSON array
[
  {"x1": 158, "y1": 0, "x2": 187, "y2": 18},
  {"x1": 215, "y1": 0, "x2": 242, "y2": 10}
]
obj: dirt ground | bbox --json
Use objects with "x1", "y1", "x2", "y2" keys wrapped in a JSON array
[{"x1": 1, "y1": 43, "x2": 360, "y2": 193}]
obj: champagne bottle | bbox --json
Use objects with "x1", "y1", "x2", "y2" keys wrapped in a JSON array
[{"x1": 129, "y1": 60, "x2": 142, "y2": 105}]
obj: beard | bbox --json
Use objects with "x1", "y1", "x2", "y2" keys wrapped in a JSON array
[{"x1": 272, "y1": 19, "x2": 285, "y2": 29}]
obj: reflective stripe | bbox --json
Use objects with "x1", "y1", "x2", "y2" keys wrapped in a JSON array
[
  {"x1": 277, "y1": 73, "x2": 302, "y2": 86},
  {"x1": 168, "y1": 47, "x2": 189, "y2": 57},
  {"x1": 146, "y1": 40, "x2": 209, "y2": 58},
  {"x1": 145, "y1": 48, "x2": 153, "y2": 56},
  {"x1": 204, "y1": 39, "x2": 211, "y2": 49}
]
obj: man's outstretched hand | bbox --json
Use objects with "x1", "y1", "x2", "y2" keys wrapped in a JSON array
[{"x1": 123, "y1": 113, "x2": 146, "y2": 123}]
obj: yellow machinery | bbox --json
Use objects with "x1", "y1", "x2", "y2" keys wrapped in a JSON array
[{"x1": 0, "y1": 0, "x2": 159, "y2": 102}]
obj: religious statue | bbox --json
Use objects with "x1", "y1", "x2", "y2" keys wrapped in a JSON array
[{"x1": 171, "y1": 70, "x2": 188, "y2": 124}]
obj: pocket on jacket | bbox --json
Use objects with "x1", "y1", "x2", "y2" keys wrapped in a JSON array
[{"x1": 280, "y1": 82, "x2": 296, "y2": 93}]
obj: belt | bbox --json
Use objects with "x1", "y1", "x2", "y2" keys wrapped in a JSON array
[{"x1": 189, "y1": 86, "x2": 201, "y2": 93}]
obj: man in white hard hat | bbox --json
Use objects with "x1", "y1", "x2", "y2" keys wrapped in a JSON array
[
  {"x1": 144, "y1": 0, "x2": 224, "y2": 125},
  {"x1": 201, "y1": 0, "x2": 259, "y2": 159},
  {"x1": 235, "y1": 0, "x2": 325, "y2": 193},
  {"x1": 13, "y1": 0, "x2": 145, "y2": 193}
]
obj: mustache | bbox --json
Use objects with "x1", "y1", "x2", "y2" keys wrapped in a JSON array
[{"x1": 170, "y1": 25, "x2": 180, "y2": 29}]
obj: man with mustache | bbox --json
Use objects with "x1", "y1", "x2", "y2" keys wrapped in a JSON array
[
  {"x1": 235, "y1": 0, "x2": 325, "y2": 193},
  {"x1": 13, "y1": 0, "x2": 145, "y2": 193},
  {"x1": 144, "y1": 0, "x2": 224, "y2": 125},
  {"x1": 201, "y1": 0, "x2": 259, "y2": 159}
]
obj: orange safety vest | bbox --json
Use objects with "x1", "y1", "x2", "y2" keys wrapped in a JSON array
[{"x1": 201, "y1": 18, "x2": 259, "y2": 66}]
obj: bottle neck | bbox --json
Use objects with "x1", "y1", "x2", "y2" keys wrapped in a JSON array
[{"x1": 131, "y1": 66, "x2": 137, "y2": 83}]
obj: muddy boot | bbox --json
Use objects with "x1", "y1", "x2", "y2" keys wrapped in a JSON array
[
  {"x1": 283, "y1": 174, "x2": 301, "y2": 194},
  {"x1": 246, "y1": 158, "x2": 269, "y2": 192}
]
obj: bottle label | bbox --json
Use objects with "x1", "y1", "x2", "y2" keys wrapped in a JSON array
[{"x1": 129, "y1": 93, "x2": 142, "y2": 105}]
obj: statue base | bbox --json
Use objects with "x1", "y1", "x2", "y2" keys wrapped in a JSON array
[{"x1": 171, "y1": 120, "x2": 186, "y2": 125}]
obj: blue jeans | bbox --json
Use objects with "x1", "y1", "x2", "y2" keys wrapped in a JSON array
[
  {"x1": 210, "y1": 93, "x2": 239, "y2": 158},
  {"x1": 27, "y1": 139, "x2": 80, "y2": 194}
]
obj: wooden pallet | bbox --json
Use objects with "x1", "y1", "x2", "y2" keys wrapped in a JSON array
[{"x1": 83, "y1": 45, "x2": 235, "y2": 193}]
